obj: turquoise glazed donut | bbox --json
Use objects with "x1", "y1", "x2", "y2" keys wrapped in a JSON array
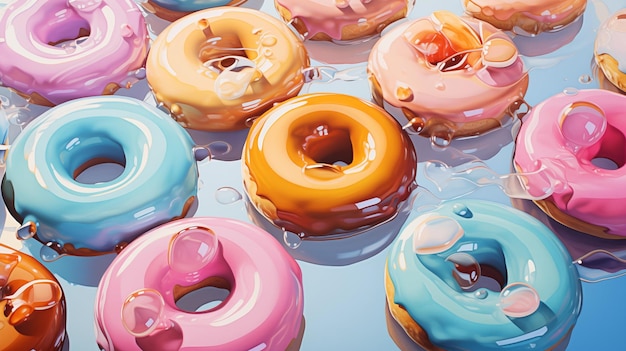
[
  {"x1": 1, "y1": 96, "x2": 199, "y2": 257},
  {"x1": 385, "y1": 200, "x2": 581, "y2": 351}
]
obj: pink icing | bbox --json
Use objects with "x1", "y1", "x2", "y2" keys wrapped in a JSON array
[
  {"x1": 95, "y1": 217, "x2": 304, "y2": 350},
  {"x1": 367, "y1": 12, "x2": 528, "y2": 125},
  {"x1": 0, "y1": 0, "x2": 149, "y2": 105},
  {"x1": 274, "y1": 0, "x2": 411, "y2": 40},
  {"x1": 514, "y1": 89, "x2": 626, "y2": 236}
]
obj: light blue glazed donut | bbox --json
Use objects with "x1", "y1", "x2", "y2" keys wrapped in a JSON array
[
  {"x1": 1, "y1": 96, "x2": 199, "y2": 256},
  {"x1": 386, "y1": 200, "x2": 582, "y2": 351},
  {"x1": 149, "y1": 0, "x2": 240, "y2": 12}
]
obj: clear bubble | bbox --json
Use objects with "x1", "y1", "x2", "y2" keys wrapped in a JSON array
[
  {"x1": 412, "y1": 215, "x2": 464, "y2": 255},
  {"x1": 0, "y1": 95, "x2": 9, "y2": 107},
  {"x1": 135, "y1": 68, "x2": 147, "y2": 80},
  {"x1": 431, "y1": 134, "x2": 452, "y2": 147},
  {"x1": 207, "y1": 141, "x2": 231, "y2": 156},
  {"x1": 40, "y1": 245, "x2": 61, "y2": 262},
  {"x1": 560, "y1": 102, "x2": 607, "y2": 153},
  {"x1": 122, "y1": 289, "x2": 166, "y2": 337},
  {"x1": 474, "y1": 289, "x2": 488, "y2": 299},
  {"x1": 446, "y1": 252, "x2": 481, "y2": 290},
  {"x1": 578, "y1": 74, "x2": 592, "y2": 84},
  {"x1": 168, "y1": 227, "x2": 218, "y2": 274},
  {"x1": 499, "y1": 282, "x2": 540, "y2": 318},
  {"x1": 563, "y1": 87, "x2": 578, "y2": 95},
  {"x1": 215, "y1": 187, "x2": 242, "y2": 204},
  {"x1": 283, "y1": 230, "x2": 303, "y2": 249},
  {"x1": 16, "y1": 222, "x2": 36, "y2": 240},
  {"x1": 452, "y1": 203, "x2": 473, "y2": 218}
]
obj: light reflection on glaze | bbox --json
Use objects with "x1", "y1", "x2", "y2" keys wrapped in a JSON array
[
  {"x1": 462, "y1": 0, "x2": 587, "y2": 35},
  {"x1": 2, "y1": 96, "x2": 198, "y2": 254},
  {"x1": 0, "y1": 244, "x2": 66, "y2": 351},
  {"x1": 595, "y1": 9, "x2": 626, "y2": 92},
  {"x1": 514, "y1": 89, "x2": 626, "y2": 237},
  {"x1": 274, "y1": 0, "x2": 413, "y2": 41},
  {"x1": 95, "y1": 217, "x2": 304, "y2": 351},
  {"x1": 146, "y1": 7, "x2": 310, "y2": 131},
  {"x1": 368, "y1": 11, "x2": 528, "y2": 139},
  {"x1": 242, "y1": 93, "x2": 417, "y2": 237},
  {"x1": 0, "y1": 0, "x2": 149, "y2": 106},
  {"x1": 386, "y1": 200, "x2": 581, "y2": 350}
]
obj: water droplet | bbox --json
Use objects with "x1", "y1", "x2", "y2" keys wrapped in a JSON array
[
  {"x1": 245, "y1": 117, "x2": 257, "y2": 127},
  {"x1": 578, "y1": 74, "x2": 592, "y2": 84},
  {"x1": 431, "y1": 134, "x2": 451, "y2": 147},
  {"x1": 122, "y1": 289, "x2": 166, "y2": 337},
  {"x1": 263, "y1": 48, "x2": 273, "y2": 57},
  {"x1": 452, "y1": 203, "x2": 473, "y2": 218},
  {"x1": 120, "y1": 24, "x2": 134, "y2": 38},
  {"x1": 40, "y1": 245, "x2": 61, "y2": 262},
  {"x1": 563, "y1": 87, "x2": 578, "y2": 95},
  {"x1": 435, "y1": 81, "x2": 446, "y2": 90},
  {"x1": 334, "y1": 0, "x2": 349, "y2": 8},
  {"x1": 207, "y1": 141, "x2": 231, "y2": 156},
  {"x1": 193, "y1": 146, "x2": 211, "y2": 162},
  {"x1": 560, "y1": 102, "x2": 606, "y2": 153},
  {"x1": 198, "y1": 19, "x2": 209, "y2": 29},
  {"x1": 68, "y1": 0, "x2": 102, "y2": 12},
  {"x1": 16, "y1": 222, "x2": 36, "y2": 240},
  {"x1": 168, "y1": 227, "x2": 218, "y2": 273},
  {"x1": 63, "y1": 44, "x2": 76, "y2": 54},
  {"x1": 474, "y1": 289, "x2": 488, "y2": 299},
  {"x1": 0, "y1": 95, "x2": 9, "y2": 106},
  {"x1": 395, "y1": 84, "x2": 414, "y2": 102},
  {"x1": 170, "y1": 103, "x2": 182, "y2": 116},
  {"x1": 403, "y1": 116, "x2": 424, "y2": 133},
  {"x1": 499, "y1": 283, "x2": 540, "y2": 318},
  {"x1": 215, "y1": 187, "x2": 242, "y2": 204},
  {"x1": 261, "y1": 35, "x2": 277, "y2": 47},
  {"x1": 446, "y1": 252, "x2": 481, "y2": 290},
  {"x1": 412, "y1": 215, "x2": 464, "y2": 255},
  {"x1": 115, "y1": 242, "x2": 128, "y2": 253},
  {"x1": 283, "y1": 231, "x2": 302, "y2": 249},
  {"x1": 135, "y1": 68, "x2": 146, "y2": 80}
]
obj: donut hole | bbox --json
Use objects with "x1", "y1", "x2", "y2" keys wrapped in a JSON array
[
  {"x1": 199, "y1": 33, "x2": 257, "y2": 71},
  {"x1": 585, "y1": 124, "x2": 626, "y2": 170},
  {"x1": 174, "y1": 277, "x2": 232, "y2": 313},
  {"x1": 37, "y1": 13, "x2": 90, "y2": 48},
  {"x1": 301, "y1": 126, "x2": 354, "y2": 166},
  {"x1": 58, "y1": 136, "x2": 126, "y2": 184}
]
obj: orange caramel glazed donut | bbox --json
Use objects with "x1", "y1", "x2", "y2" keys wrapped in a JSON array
[
  {"x1": 242, "y1": 93, "x2": 417, "y2": 237},
  {"x1": 1, "y1": 244, "x2": 65, "y2": 351},
  {"x1": 146, "y1": 7, "x2": 310, "y2": 131}
]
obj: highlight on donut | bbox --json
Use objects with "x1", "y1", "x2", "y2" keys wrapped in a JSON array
[
  {"x1": 1, "y1": 96, "x2": 201, "y2": 259},
  {"x1": 514, "y1": 89, "x2": 626, "y2": 239},
  {"x1": 95, "y1": 217, "x2": 304, "y2": 351},
  {"x1": 274, "y1": 0, "x2": 415, "y2": 42},
  {"x1": 385, "y1": 200, "x2": 582, "y2": 351},
  {"x1": 146, "y1": 7, "x2": 310, "y2": 131},
  {"x1": 0, "y1": 244, "x2": 66, "y2": 351},
  {"x1": 368, "y1": 11, "x2": 529, "y2": 144},
  {"x1": 138, "y1": 0, "x2": 248, "y2": 22},
  {"x1": 242, "y1": 93, "x2": 417, "y2": 239},
  {"x1": 595, "y1": 9, "x2": 626, "y2": 93},
  {"x1": 462, "y1": 0, "x2": 588, "y2": 36},
  {"x1": 0, "y1": 0, "x2": 149, "y2": 106}
]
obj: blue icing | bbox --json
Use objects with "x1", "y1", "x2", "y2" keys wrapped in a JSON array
[
  {"x1": 387, "y1": 200, "x2": 582, "y2": 350},
  {"x1": 150, "y1": 0, "x2": 236, "y2": 12},
  {"x1": 2, "y1": 96, "x2": 198, "y2": 253}
]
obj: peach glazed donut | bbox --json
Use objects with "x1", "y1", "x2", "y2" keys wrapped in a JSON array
[
  {"x1": 274, "y1": 0, "x2": 415, "y2": 41},
  {"x1": 386, "y1": 200, "x2": 582, "y2": 350},
  {"x1": 95, "y1": 217, "x2": 304, "y2": 351},
  {"x1": 1, "y1": 244, "x2": 66, "y2": 351},
  {"x1": 595, "y1": 9, "x2": 626, "y2": 93},
  {"x1": 0, "y1": 0, "x2": 149, "y2": 106},
  {"x1": 139, "y1": 0, "x2": 247, "y2": 22},
  {"x1": 242, "y1": 93, "x2": 417, "y2": 238},
  {"x1": 462, "y1": 0, "x2": 587, "y2": 35},
  {"x1": 146, "y1": 7, "x2": 310, "y2": 131},
  {"x1": 368, "y1": 11, "x2": 529, "y2": 142},
  {"x1": 514, "y1": 89, "x2": 626, "y2": 239}
]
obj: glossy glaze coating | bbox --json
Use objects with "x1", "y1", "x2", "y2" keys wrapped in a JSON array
[
  {"x1": 242, "y1": 93, "x2": 417, "y2": 237},
  {"x1": 1, "y1": 96, "x2": 198, "y2": 255},
  {"x1": 274, "y1": 0, "x2": 414, "y2": 41},
  {"x1": 514, "y1": 89, "x2": 626, "y2": 238},
  {"x1": 595, "y1": 9, "x2": 626, "y2": 92},
  {"x1": 95, "y1": 217, "x2": 304, "y2": 351},
  {"x1": 0, "y1": 0, "x2": 149, "y2": 106},
  {"x1": 146, "y1": 7, "x2": 310, "y2": 131},
  {"x1": 386, "y1": 200, "x2": 582, "y2": 350},
  {"x1": 141, "y1": 0, "x2": 247, "y2": 22},
  {"x1": 0, "y1": 244, "x2": 66, "y2": 351},
  {"x1": 368, "y1": 11, "x2": 528, "y2": 139},
  {"x1": 463, "y1": 0, "x2": 587, "y2": 35}
]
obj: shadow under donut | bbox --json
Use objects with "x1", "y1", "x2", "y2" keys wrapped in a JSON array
[{"x1": 513, "y1": 15, "x2": 584, "y2": 57}]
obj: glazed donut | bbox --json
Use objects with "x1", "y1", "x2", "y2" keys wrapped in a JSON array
[
  {"x1": 514, "y1": 89, "x2": 626, "y2": 238},
  {"x1": 146, "y1": 7, "x2": 310, "y2": 131},
  {"x1": 274, "y1": 0, "x2": 414, "y2": 41},
  {"x1": 1, "y1": 96, "x2": 199, "y2": 257},
  {"x1": 368, "y1": 11, "x2": 529, "y2": 141},
  {"x1": 0, "y1": 0, "x2": 149, "y2": 106},
  {"x1": 95, "y1": 217, "x2": 304, "y2": 351},
  {"x1": 385, "y1": 200, "x2": 582, "y2": 350},
  {"x1": 462, "y1": 0, "x2": 587, "y2": 35},
  {"x1": 595, "y1": 9, "x2": 626, "y2": 93},
  {"x1": 140, "y1": 0, "x2": 247, "y2": 22},
  {"x1": 242, "y1": 93, "x2": 417, "y2": 237},
  {"x1": 0, "y1": 244, "x2": 66, "y2": 351}
]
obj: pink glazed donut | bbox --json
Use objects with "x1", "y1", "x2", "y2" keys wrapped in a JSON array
[
  {"x1": 514, "y1": 89, "x2": 626, "y2": 239},
  {"x1": 95, "y1": 217, "x2": 304, "y2": 351},
  {"x1": 0, "y1": 0, "x2": 149, "y2": 106}
]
